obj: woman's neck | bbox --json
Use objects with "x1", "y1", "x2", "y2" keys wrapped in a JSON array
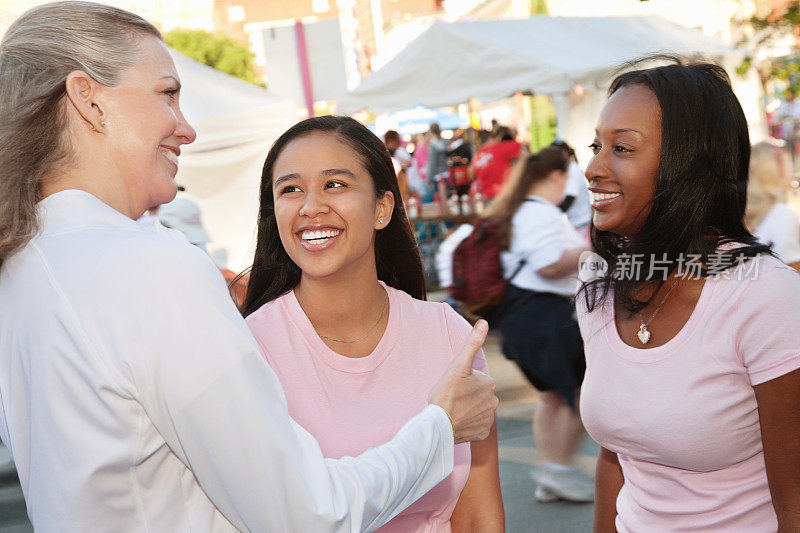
[
  {"x1": 41, "y1": 163, "x2": 139, "y2": 219},
  {"x1": 528, "y1": 181, "x2": 562, "y2": 205},
  {"x1": 294, "y1": 268, "x2": 388, "y2": 356}
]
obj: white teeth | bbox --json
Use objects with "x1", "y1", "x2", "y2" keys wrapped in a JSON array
[
  {"x1": 301, "y1": 229, "x2": 341, "y2": 241},
  {"x1": 161, "y1": 148, "x2": 178, "y2": 165},
  {"x1": 591, "y1": 192, "x2": 621, "y2": 202}
]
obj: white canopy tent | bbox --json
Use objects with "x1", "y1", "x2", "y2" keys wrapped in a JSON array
[
  {"x1": 169, "y1": 49, "x2": 297, "y2": 271},
  {"x1": 339, "y1": 16, "x2": 766, "y2": 162}
]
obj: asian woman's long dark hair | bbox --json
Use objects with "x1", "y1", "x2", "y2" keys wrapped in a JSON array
[
  {"x1": 240, "y1": 115, "x2": 426, "y2": 317},
  {"x1": 580, "y1": 55, "x2": 771, "y2": 315}
]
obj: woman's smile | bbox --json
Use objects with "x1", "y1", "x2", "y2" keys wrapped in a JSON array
[
  {"x1": 159, "y1": 145, "x2": 180, "y2": 169},
  {"x1": 588, "y1": 187, "x2": 623, "y2": 209},
  {"x1": 298, "y1": 226, "x2": 342, "y2": 250}
]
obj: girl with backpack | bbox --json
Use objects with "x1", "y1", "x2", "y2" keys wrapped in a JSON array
[
  {"x1": 484, "y1": 147, "x2": 592, "y2": 503},
  {"x1": 241, "y1": 116, "x2": 505, "y2": 532}
]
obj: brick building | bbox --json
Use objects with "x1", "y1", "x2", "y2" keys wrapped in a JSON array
[{"x1": 212, "y1": 0, "x2": 445, "y2": 78}]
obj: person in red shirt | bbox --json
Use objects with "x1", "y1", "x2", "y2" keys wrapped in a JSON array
[{"x1": 471, "y1": 127, "x2": 524, "y2": 199}]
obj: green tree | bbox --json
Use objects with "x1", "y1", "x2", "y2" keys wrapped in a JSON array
[
  {"x1": 737, "y1": 2, "x2": 800, "y2": 96},
  {"x1": 531, "y1": 0, "x2": 549, "y2": 16},
  {"x1": 165, "y1": 29, "x2": 264, "y2": 87}
]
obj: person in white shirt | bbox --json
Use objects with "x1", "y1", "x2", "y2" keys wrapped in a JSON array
[
  {"x1": 0, "y1": 2, "x2": 497, "y2": 531},
  {"x1": 482, "y1": 147, "x2": 593, "y2": 504},
  {"x1": 745, "y1": 141, "x2": 800, "y2": 271},
  {"x1": 384, "y1": 130, "x2": 412, "y2": 171},
  {"x1": 551, "y1": 140, "x2": 592, "y2": 235}
]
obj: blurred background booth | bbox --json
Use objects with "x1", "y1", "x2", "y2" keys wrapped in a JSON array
[
  {"x1": 338, "y1": 15, "x2": 766, "y2": 164},
  {"x1": 170, "y1": 49, "x2": 297, "y2": 271}
]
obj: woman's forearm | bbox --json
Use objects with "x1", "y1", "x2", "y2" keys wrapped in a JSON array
[
  {"x1": 537, "y1": 244, "x2": 592, "y2": 279},
  {"x1": 754, "y1": 369, "x2": 800, "y2": 532},
  {"x1": 594, "y1": 447, "x2": 623, "y2": 533},
  {"x1": 451, "y1": 423, "x2": 505, "y2": 532}
]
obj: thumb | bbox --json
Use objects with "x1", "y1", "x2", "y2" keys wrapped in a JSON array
[{"x1": 452, "y1": 319, "x2": 488, "y2": 374}]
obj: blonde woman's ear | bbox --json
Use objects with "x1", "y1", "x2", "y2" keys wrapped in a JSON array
[{"x1": 65, "y1": 71, "x2": 106, "y2": 132}]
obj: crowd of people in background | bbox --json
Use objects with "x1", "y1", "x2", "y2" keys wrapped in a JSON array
[{"x1": 382, "y1": 121, "x2": 527, "y2": 208}]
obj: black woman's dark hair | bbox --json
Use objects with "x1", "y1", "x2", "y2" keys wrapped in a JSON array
[
  {"x1": 239, "y1": 115, "x2": 426, "y2": 317},
  {"x1": 580, "y1": 55, "x2": 771, "y2": 315}
]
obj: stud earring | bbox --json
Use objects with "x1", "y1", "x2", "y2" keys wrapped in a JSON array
[
  {"x1": 100, "y1": 121, "x2": 107, "y2": 127},
  {"x1": 379, "y1": 218, "x2": 384, "y2": 224}
]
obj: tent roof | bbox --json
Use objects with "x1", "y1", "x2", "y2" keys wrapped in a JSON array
[
  {"x1": 165, "y1": 49, "x2": 298, "y2": 271},
  {"x1": 169, "y1": 48, "x2": 297, "y2": 152},
  {"x1": 169, "y1": 48, "x2": 289, "y2": 119},
  {"x1": 339, "y1": 15, "x2": 735, "y2": 114}
]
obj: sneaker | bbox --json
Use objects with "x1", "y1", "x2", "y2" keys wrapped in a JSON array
[
  {"x1": 534, "y1": 484, "x2": 560, "y2": 503},
  {"x1": 537, "y1": 466, "x2": 595, "y2": 503}
]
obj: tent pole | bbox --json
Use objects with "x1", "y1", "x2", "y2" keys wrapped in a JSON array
[{"x1": 295, "y1": 20, "x2": 315, "y2": 118}]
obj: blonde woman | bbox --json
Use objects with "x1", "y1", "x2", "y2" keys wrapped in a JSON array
[
  {"x1": 746, "y1": 141, "x2": 800, "y2": 270},
  {"x1": 0, "y1": 2, "x2": 496, "y2": 530}
]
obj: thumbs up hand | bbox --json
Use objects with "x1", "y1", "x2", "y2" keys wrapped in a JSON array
[{"x1": 428, "y1": 320, "x2": 498, "y2": 444}]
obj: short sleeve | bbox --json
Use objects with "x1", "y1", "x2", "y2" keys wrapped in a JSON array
[
  {"x1": 443, "y1": 304, "x2": 490, "y2": 375},
  {"x1": 757, "y1": 204, "x2": 800, "y2": 264},
  {"x1": 510, "y1": 203, "x2": 568, "y2": 272},
  {"x1": 564, "y1": 162, "x2": 584, "y2": 197},
  {"x1": 499, "y1": 141, "x2": 522, "y2": 161},
  {"x1": 734, "y1": 260, "x2": 800, "y2": 385},
  {"x1": 395, "y1": 147, "x2": 412, "y2": 166}
]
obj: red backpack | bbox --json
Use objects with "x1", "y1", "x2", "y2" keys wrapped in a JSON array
[{"x1": 449, "y1": 216, "x2": 525, "y2": 317}]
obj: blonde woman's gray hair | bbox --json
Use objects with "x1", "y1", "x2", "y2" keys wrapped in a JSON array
[
  {"x1": 0, "y1": 1, "x2": 160, "y2": 267},
  {"x1": 745, "y1": 142, "x2": 791, "y2": 231}
]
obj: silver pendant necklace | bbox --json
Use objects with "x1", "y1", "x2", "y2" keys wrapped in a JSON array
[
  {"x1": 316, "y1": 289, "x2": 388, "y2": 344},
  {"x1": 636, "y1": 278, "x2": 680, "y2": 345}
]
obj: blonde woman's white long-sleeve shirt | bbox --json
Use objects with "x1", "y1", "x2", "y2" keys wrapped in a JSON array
[{"x1": 0, "y1": 190, "x2": 454, "y2": 532}]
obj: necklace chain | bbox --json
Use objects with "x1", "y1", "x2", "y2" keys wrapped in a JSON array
[
  {"x1": 638, "y1": 277, "x2": 680, "y2": 327},
  {"x1": 636, "y1": 277, "x2": 680, "y2": 345},
  {"x1": 316, "y1": 289, "x2": 388, "y2": 344}
]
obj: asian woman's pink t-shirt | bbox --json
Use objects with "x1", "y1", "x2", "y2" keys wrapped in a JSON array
[
  {"x1": 246, "y1": 284, "x2": 489, "y2": 532},
  {"x1": 578, "y1": 255, "x2": 800, "y2": 532}
]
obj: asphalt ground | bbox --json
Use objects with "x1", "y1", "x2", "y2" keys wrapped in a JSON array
[{"x1": 486, "y1": 330, "x2": 597, "y2": 533}]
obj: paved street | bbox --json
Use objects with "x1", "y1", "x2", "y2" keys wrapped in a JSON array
[
  {"x1": 0, "y1": 445, "x2": 29, "y2": 532},
  {"x1": 486, "y1": 331, "x2": 597, "y2": 532},
  {"x1": 0, "y1": 331, "x2": 596, "y2": 532}
]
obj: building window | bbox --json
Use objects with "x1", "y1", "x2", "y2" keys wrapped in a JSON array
[
  {"x1": 228, "y1": 5, "x2": 245, "y2": 22},
  {"x1": 312, "y1": 0, "x2": 330, "y2": 13}
]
